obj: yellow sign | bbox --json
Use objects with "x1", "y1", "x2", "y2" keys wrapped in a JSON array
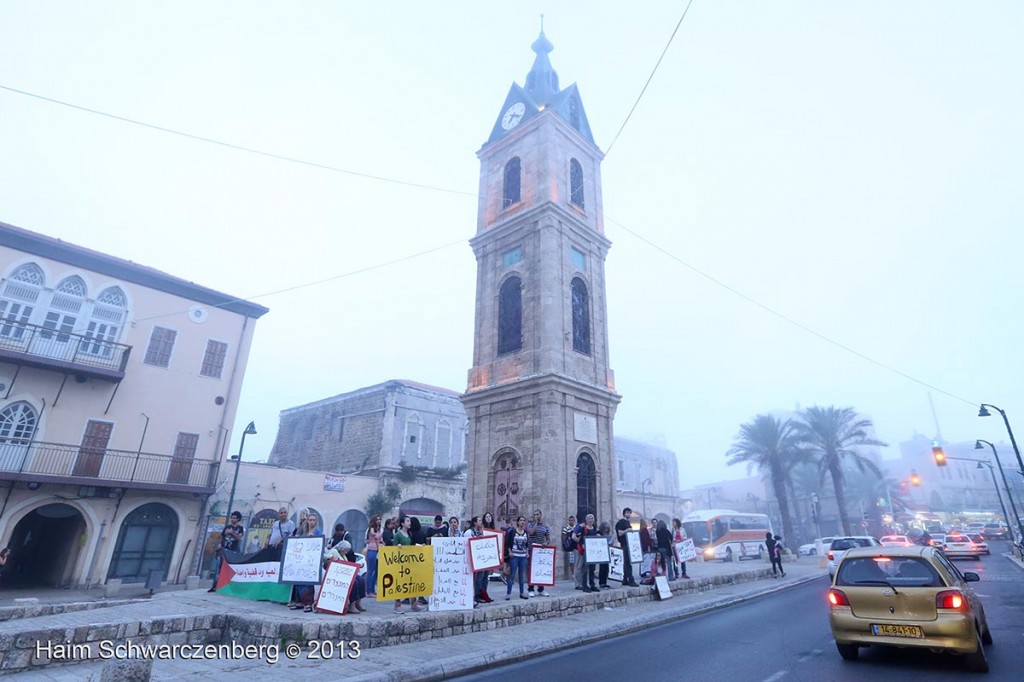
[{"x1": 377, "y1": 545, "x2": 433, "y2": 600}]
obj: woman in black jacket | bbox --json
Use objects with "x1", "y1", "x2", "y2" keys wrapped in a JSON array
[{"x1": 656, "y1": 519, "x2": 676, "y2": 580}]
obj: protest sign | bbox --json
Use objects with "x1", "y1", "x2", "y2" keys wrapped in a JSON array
[
  {"x1": 625, "y1": 531, "x2": 642, "y2": 561},
  {"x1": 674, "y1": 539, "x2": 696, "y2": 563},
  {"x1": 528, "y1": 545, "x2": 556, "y2": 586},
  {"x1": 468, "y1": 534, "x2": 501, "y2": 572},
  {"x1": 609, "y1": 546, "x2": 624, "y2": 582},
  {"x1": 654, "y1": 575, "x2": 673, "y2": 600},
  {"x1": 278, "y1": 536, "x2": 325, "y2": 585},
  {"x1": 315, "y1": 560, "x2": 358, "y2": 615},
  {"x1": 377, "y1": 545, "x2": 433, "y2": 600},
  {"x1": 428, "y1": 537, "x2": 474, "y2": 611},
  {"x1": 583, "y1": 537, "x2": 610, "y2": 564},
  {"x1": 481, "y1": 528, "x2": 505, "y2": 560}
]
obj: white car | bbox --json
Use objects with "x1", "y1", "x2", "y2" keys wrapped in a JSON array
[
  {"x1": 879, "y1": 534, "x2": 913, "y2": 547},
  {"x1": 798, "y1": 537, "x2": 834, "y2": 556},
  {"x1": 967, "y1": 533, "x2": 990, "y2": 555},
  {"x1": 827, "y1": 536, "x2": 881, "y2": 577},
  {"x1": 943, "y1": 533, "x2": 982, "y2": 560}
]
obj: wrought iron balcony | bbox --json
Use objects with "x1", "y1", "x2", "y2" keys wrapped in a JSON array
[
  {"x1": 0, "y1": 440, "x2": 219, "y2": 494},
  {"x1": 0, "y1": 320, "x2": 131, "y2": 381}
]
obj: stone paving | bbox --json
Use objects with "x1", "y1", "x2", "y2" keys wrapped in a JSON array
[{"x1": 3, "y1": 557, "x2": 828, "y2": 680}]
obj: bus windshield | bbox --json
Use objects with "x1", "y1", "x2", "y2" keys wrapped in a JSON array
[{"x1": 682, "y1": 521, "x2": 709, "y2": 545}]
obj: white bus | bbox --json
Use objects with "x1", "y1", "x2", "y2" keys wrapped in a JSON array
[{"x1": 682, "y1": 509, "x2": 773, "y2": 562}]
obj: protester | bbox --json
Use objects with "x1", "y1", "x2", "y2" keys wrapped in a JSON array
[
  {"x1": 208, "y1": 511, "x2": 244, "y2": 592},
  {"x1": 447, "y1": 516, "x2": 461, "y2": 538},
  {"x1": 597, "y1": 522, "x2": 612, "y2": 589},
  {"x1": 382, "y1": 517, "x2": 396, "y2": 547},
  {"x1": 672, "y1": 517, "x2": 691, "y2": 579},
  {"x1": 335, "y1": 540, "x2": 367, "y2": 613},
  {"x1": 655, "y1": 519, "x2": 676, "y2": 580},
  {"x1": 365, "y1": 515, "x2": 382, "y2": 596},
  {"x1": 482, "y1": 512, "x2": 496, "y2": 530},
  {"x1": 266, "y1": 507, "x2": 295, "y2": 557},
  {"x1": 410, "y1": 516, "x2": 427, "y2": 545},
  {"x1": 464, "y1": 515, "x2": 492, "y2": 604},
  {"x1": 392, "y1": 514, "x2": 424, "y2": 613},
  {"x1": 328, "y1": 523, "x2": 353, "y2": 551},
  {"x1": 504, "y1": 515, "x2": 530, "y2": 600},
  {"x1": 425, "y1": 515, "x2": 448, "y2": 539},
  {"x1": 573, "y1": 514, "x2": 598, "y2": 592},
  {"x1": 615, "y1": 508, "x2": 639, "y2": 587},
  {"x1": 527, "y1": 510, "x2": 551, "y2": 596},
  {"x1": 293, "y1": 511, "x2": 323, "y2": 612},
  {"x1": 562, "y1": 515, "x2": 577, "y2": 581}
]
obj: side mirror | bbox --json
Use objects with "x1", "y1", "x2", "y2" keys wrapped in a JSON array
[{"x1": 963, "y1": 572, "x2": 980, "y2": 582}]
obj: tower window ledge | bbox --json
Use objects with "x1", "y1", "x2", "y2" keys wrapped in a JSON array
[{"x1": 501, "y1": 201, "x2": 522, "y2": 213}]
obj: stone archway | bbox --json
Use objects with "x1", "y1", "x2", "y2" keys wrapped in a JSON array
[{"x1": 6, "y1": 503, "x2": 86, "y2": 588}]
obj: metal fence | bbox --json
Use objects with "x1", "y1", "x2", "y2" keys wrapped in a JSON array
[{"x1": 0, "y1": 320, "x2": 131, "y2": 373}]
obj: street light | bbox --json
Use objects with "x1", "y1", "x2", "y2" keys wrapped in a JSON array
[
  {"x1": 975, "y1": 439, "x2": 1024, "y2": 542},
  {"x1": 641, "y1": 478, "x2": 652, "y2": 518},
  {"x1": 223, "y1": 421, "x2": 257, "y2": 525},
  {"x1": 706, "y1": 486, "x2": 717, "y2": 510},
  {"x1": 978, "y1": 404, "x2": 1024, "y2": 478}
]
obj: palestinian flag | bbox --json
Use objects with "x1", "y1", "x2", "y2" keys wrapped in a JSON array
[{"x1": 212, "y1": 547, "x2": 292, "y2": 602}]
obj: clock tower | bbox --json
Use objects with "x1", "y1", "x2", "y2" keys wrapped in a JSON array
[{"x1": 462, "y1": 31, "x2": 621, "y2": 530}]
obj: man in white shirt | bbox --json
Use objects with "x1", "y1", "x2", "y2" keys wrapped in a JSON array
[{"x1": 268, "y1": 507, "x2": 296, "y2": 558}]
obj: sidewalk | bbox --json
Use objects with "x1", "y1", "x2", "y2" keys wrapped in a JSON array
[{"x1": 6, "y1": 557, "x2": 827, "y2": 681}]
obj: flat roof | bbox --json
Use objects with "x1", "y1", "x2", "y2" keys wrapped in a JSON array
[{"x1": 0, "y1": 220, "x2": 269, "y2": 318}]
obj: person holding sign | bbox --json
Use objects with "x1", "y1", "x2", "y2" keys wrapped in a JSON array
[
  {"x1": 615, "y1": 507, "x2": 640, "y2": 587},
  {"x1": 392, "y1": 515, "x2": 425, "y2": 613},
  {"x1": 332, "y1": 541, "x2": 366, "y2": 612},
  {"x1": 655, "y1": 520, "x2": 676, "y2": 580},
  {"x1": 464, "y1": 515, "x2": 492, "y2": 604},
  {"x1": 294, "y1": 511, "x2": 323, "y2": 612},
  {"x1": 672, "y1": 518, "x2": 691, "y2": 579},
  {"x1": 504, "y1": 515, "x2": 531, "y2": 600},
  {"x1": 573, "y1": 514, "x2": 599, "y2": 592}
]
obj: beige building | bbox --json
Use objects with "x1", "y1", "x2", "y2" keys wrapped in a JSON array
[
  {"x1": 463, "y1": 31, "x2": 621, "y2": 527},
  {"x1": 614, "y1": 437, "x2": 684, "y2": 523},
  {"x1": 0, "y1": 220, "x2": 267, "y2": 588}
]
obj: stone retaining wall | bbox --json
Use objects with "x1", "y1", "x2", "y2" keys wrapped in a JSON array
[
  {"x1": 0, "y1": 599, "x2": 142, "y2": 623},
  {"x1": 0, "y1": 568, "x2": 772, "y2": 675}
]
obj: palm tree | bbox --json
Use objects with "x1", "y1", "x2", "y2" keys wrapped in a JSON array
[
  {"x1": 727, "y1": 414, "x2": 802, "y2": 547},
  {"x1": 796, "y1": 406, "x2": 887, "y2": 535}
]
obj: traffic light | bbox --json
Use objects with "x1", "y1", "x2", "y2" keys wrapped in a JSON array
[
  {"x1": 932, "y1": 443, "x2": 947, "y2": 467},
  {"x1": 910, "y1": 471, "x2": 921, "y2": 486}
]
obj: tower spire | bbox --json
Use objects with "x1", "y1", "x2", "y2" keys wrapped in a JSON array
[{"x1": 524, "y1": 27, "x2": 560, "y2": 106}]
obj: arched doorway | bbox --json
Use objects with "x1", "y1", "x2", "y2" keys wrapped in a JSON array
[
  {"x1": 492, "y1": 450, "x2": 521, "y2": 521},
  {"x1": 334, "y1": 509, "x2": 369, "y2": 553},
  {"x1": 6, "y1": 503, "x2": 86, "y2": 587},
  {"x1": 400, "y1": 497, "x2": 443, "y2": 518},
  {"x1": 576, "y1": 452, "x2": 596, "y2": 521},
  {"x1": 107, "y1": 503, "x2": 178, "y2": 583}
]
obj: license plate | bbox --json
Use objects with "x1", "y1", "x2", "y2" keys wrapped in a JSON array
[{"x1": 872, "y1": 624, "x2": 924, "y2": 638}]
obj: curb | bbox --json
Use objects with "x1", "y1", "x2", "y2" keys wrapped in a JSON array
[{"x1": 352, "y1": 572, "x2": 828, "y2": 682}]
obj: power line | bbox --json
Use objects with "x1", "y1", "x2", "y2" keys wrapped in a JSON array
[
  {"x1": 604, "y1": 0, "x2": 696, "y2": 156},
  {"x1": 132, "y1": 237, "x2": 468, "y2": 324},
  {"x1": 0, "y1": 84, "x2": 476, "y2": 198},
  {"x1": 604, "y1": 215, "x2": 978, "y2": 407}
]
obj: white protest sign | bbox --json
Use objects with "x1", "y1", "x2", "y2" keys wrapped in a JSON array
[
  {"x1": 315, "y1": 560, "x2": 358, "y2": 615},
  {"x1": 584, "y1": 537, "x2": 610, "y2": 564},
  {"x1": 468, "y1": 534, "x2": 501, "y2": 572},
  {"x1": 481, "y1": 528, "x2": 504, "y2": 560},
  {"x1": 609, "y1": 547, "x2": 624, "y2": 582},
  {"x1": 528, "y1": 545, "x2": 556, "y2": 586},
  {"x1": 654, "y1": 575, "x2": 673, "y2": 600},
  {"x1": 674, "y1": 539, "x2": 696, "y2": 563},
  {"x1": 429, "y1": 537, "x2": 474, "y2": 611},
  {"x1": 626, "y1": 531, "x2": 643, "y2": 561},
  {"x1": 279, "y1": 536, "x2": 325, "y2": 584}
]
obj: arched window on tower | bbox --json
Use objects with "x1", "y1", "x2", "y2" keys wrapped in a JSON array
[
  {"x1": 570, "y1": 159, "x2": 585, "y2": 209},
  {"x1": 571, "y1": 277, "x2": 590, "y2": 355},
  {"x1": 498, "y1": 276, "x2": 522, "y2": 355},
  {"x1": 576, "y1": 452, "x2": 597, "y2": 521},
  {"x1": 503, "y1": 157, "x2": 521, "y2": 209}
]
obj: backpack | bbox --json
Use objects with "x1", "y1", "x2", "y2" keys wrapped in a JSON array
[{"x1": 562, "y1": 533, "x2": 576, "y2": 552}]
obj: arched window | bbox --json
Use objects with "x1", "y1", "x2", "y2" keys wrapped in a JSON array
[
  {"x1": 44, "y1": 276, "x2": 87, "y2": 344},
  {"x1": 570, "y1": 159, "x2": 585, "y2": 209},
  {"x1": 576, "y1": 452, "x2": 597, "y2": 521},
  {"x1": 434, "y1": 418, "x2": 452, "y2": 468},
  {"x1": 108, "y1": 502, "x2": 179, "y2": 582},
  {"x1": 1, "y1": 263, "x2": 44, "y2": 340},
  {"x1": 571, "y1": 277, "x2": 590, "y2": 354},
  {"x1": 55, "y1": 276, "x2": 87, "y2": 297},
  {"x1": 0, "y1": 401, "x2": 38, "y2": 444},
  {"x1": 497, "y1": 276, "x2": 522, "y2": 355},
  {"x1": 403, "y1": 412, "x2": 424, "y2": 460},
  {"x1": 503, "y1": 157, "x2": 521, "y2": 209},
  {"x1": 82, "y1": 286, "x2": 127, "y2": 358}
]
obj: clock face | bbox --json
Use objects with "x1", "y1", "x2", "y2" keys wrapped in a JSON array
[{"x1": 501, "y1": 102, "x2": 526, "y2": 130}]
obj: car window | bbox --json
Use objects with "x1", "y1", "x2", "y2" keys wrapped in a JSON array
[
  {"x1": 854, "y1": 538, "x2": 876, "y2": 547},
  {"x1": 831, "y1": 539, "x2": 856, "y2": 550},
  {"x1": 946, "y1": 535, "x2": 967, "y2": 543},
  {"x1": 933, "y1": 551, "x2": 962, "y2": 584},
  {"x1": 836, "y1": 556, "x2": 942, "y2": 588}
]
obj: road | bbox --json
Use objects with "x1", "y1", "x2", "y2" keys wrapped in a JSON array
[{"x1": 455, "y1": 541, "x2": 1022, "y2": 681}]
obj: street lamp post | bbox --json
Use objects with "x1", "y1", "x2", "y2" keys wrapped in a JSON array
[
  {"x1": 978, "y1": 404, "x2": 1024, "y2": 477},
  {"x1": 706, "y1": 486, "x2": 716, "y2": 510},
  {"x1": 975, "y1": 440, "x2": 1024, "y2": 542},
  {"x1": 223, "y1": 421, "x2": 257, "y2": 526},
  {"x1": 641, "y1": 478, "x2": 652, "y2": 519}
]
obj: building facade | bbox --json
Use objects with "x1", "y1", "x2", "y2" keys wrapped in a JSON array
[
  {"x1": 462, "y1": 32, "x2": 621, "y2": 527},
  {"x1": 614, "y1": 436, "x2": 683, "y2": 523},
  {"x1": 0, "y1": 220, "x2": 267, "y2": 587}
]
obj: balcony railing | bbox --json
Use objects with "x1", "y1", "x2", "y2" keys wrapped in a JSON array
[
  {"x1": 0, "y1": 440, "x2": 219, "y2": 493},
  {"x1": 0, "y1": 320, "x2": 131, "y2": 380}
]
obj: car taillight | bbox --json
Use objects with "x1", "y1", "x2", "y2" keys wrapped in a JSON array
[
  {"x1": 936, "y1": 590, "x2": 965, "y2": 610},
  {"x1": 828, "y1": 589, "x2": 849, "y2": 607},
  {"x1": 827, "y1": 551, "x2": 834, "y2": 561}
]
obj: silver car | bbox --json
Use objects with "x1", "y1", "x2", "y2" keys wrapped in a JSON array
[{"x1": 827, "y1": 536, "x2": 881, "y2": 577}]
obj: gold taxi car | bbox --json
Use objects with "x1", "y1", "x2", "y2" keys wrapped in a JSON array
[{"x1": 827, "y1": 545, "x2": 992, "y2": 672}]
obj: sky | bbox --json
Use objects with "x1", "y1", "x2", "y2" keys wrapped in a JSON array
[{"x1": 1, "y1": 2, "x2": 1022, "y2": 487}]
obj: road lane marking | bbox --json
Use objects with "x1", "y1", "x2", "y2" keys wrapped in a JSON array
[{"x1": 762, "y1": 671, "x2": 787, "y2": 682}]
